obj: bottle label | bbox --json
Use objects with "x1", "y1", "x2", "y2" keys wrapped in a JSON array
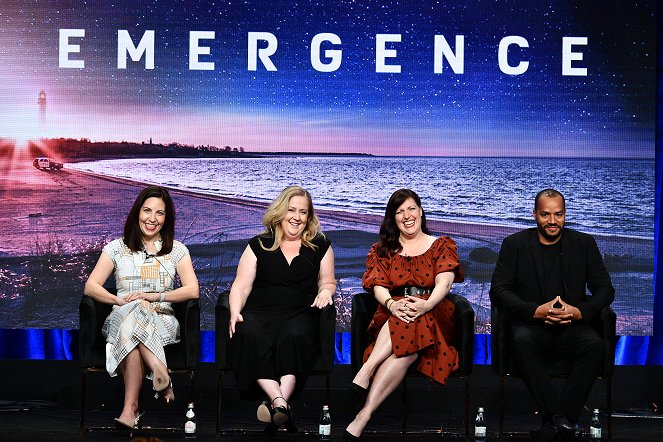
[
  {"x1": 475, "y1": 426, "x2": 486, "y2": 437},
  {"x1": 590, "y1": 426, "x2": 601, "y2": 438},
  {"x1": 185, "y1": 420, "x2": 196, "y2": 433},
  {"x1": 319, "y1": 424, "x2": 331, "y2": 435}
]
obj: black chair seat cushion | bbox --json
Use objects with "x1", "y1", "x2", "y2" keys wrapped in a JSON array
[{"x1": 79, "y1": 295, "x2": 200, "y2": 370}]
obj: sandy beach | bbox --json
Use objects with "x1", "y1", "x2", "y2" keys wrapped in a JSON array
[{"x1": 0, "y1": 159, "x2": 654, "y2": 335}]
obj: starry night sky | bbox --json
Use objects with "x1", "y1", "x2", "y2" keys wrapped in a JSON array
[{"x1": 0, "y1": 0, "x2": 656, "y2": 156}]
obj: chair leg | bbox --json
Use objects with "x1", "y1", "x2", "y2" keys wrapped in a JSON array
[
  {"x1": 401, "y1": 376, "x2": 408, "y2": 433},
  {"x1": 216, "y1": 371, "x2": 223, "y2": 436},
  {"x1": 607, "y1": 375, "x2": 613, "y2": 442},
  {"x1": 499, "y1": 376, "x2": 506, "y2": 441},
  {"x1": 465, "y1": 376, "x2": 471, "y2": 442},
  {"x1": 325, "y1": 373, "x2": 331, "y2": 406},
  {"x1": 79, "y1": 369, "x2": 87, "y2": 435},
  {"x1": 189, "y1": 369, "x2": 196, "y2": 404}
]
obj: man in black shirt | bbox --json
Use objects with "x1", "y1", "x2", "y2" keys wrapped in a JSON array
[{"x1": 490, "y1": 189, "x2": 614, "y2": 440}]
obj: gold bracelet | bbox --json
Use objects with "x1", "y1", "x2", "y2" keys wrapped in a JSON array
[{"x1": 385, "y1": 298, "x2": 394, "y2": 310}]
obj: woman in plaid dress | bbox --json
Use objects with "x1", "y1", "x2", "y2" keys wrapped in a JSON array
[{"x1": 84, "y1": 186, "x2": 199, "y2": 430}]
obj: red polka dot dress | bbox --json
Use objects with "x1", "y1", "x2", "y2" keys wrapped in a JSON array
[{"x1": 361, "y1": 236, "x2": 465, "y2": 385}]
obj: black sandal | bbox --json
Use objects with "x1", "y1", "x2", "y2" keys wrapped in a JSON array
[{"x1": 271, "y1": 396, "x2": 292, "y2": 427}]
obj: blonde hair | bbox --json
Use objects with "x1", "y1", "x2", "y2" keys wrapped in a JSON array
[{"x1": 260, "y1": 186, "x2": 321, "y2": 251}]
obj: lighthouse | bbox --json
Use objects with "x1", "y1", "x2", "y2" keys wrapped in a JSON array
[{"x1": 38, "y1": 90, "x2": 47, "y2": 131}]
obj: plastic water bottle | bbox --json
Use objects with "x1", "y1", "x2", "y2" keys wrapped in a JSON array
[
  {"x1": 318, "y1": 404, "x2": 331, "y2": 440},
  {"x1": 185, "y1": 402, "x2": 196, "y2": 438},
  {"x1": 474, "y1": 406, "x2": 487, "y2": 439},
  {"x1": 589, "y1": 408, "x2": 602, "y2": 440}
]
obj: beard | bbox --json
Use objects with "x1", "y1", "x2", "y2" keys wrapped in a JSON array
[{"x1": 537, "y1": 223, "x2": 562, "y2": 242}]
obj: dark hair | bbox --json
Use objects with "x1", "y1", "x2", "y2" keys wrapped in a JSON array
[
  {"x1": 123, "y1": 186, "x2": 175, "y2": 255},
  {"x1": 375, "y1": 188, "x2": 430, "y2": 258},
  {"x1": 534, "y1": 188, "x2": 566, "y2": 210}
]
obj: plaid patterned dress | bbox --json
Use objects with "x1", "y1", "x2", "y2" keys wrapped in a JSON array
[{"x1": 101, "y1": 238, "x2": 189, "y2": 377}]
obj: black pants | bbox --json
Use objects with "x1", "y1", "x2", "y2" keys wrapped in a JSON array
[{"x1": 511, "y1": 321, "x2": 604, "y2": 423}]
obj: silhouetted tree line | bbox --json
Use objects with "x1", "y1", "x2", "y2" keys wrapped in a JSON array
[{"x1": 29, "y1": 138, "x2": 253, "y2": 162}]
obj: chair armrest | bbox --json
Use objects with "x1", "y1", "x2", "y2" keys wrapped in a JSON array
[
  {"x1": 215, "y1": 291, "x2": 231, "y2": 370},
  {"x1": 319, "y1": 302, "x2": 337, "y2": 370},
  {"x1": 181, "y1": 298, "x2": 200, "y2": 369},
  {"x1": 79, "y1": 295, "x2": 112, "y2": 368},
  {"x1": 447, "y1": 293, "x2": 475, "y2": 375},
  {"x1": 490, "y1": 304, "x2": 512, "y2": 375},
  {"x1": 351, "y1": 292, "x2": 377, "y2": 372},
  {"x1": 599, "y1": 306, "x2": 617, "y2": 375}
]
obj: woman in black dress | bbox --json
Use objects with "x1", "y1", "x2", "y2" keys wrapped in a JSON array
[{"x1": 227, "y1": 186, "x2": 336, "y2": 432}]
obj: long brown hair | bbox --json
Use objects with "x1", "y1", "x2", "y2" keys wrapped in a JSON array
[{"x1": 123, "y1": 186, "x2": 175, "y2": 255}]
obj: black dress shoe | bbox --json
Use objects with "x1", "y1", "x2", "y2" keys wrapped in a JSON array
[{"x1": 551, "y1": 414, "x2": 576, "y2": 434}]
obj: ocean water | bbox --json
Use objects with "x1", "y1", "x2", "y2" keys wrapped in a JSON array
[{"x1": 69, "y1": 156, "x2": 655, "y2": 239}]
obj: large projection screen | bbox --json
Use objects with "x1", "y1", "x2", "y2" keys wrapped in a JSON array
[{"x1": 0, "y1": 2, "x2": 656, "y2": 356}]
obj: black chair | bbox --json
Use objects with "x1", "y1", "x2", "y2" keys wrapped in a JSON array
[
  {"x1": 78, "y1": 292, "x2": 200, "y2": 434},
  {"x1": 491, "y1": 304, "x2": 617, "y2": 441},
  {"x1": 351, "y1": 292, "x2": 475, "y2": 439},
  {"x1": 215, "y1": 290, "x2": 336, "y2": 435}
]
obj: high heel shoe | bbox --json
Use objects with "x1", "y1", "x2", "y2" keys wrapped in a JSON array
[
  {"x1": 343, "y1": 429, "x2": 361, "y2": 441},
  {"x1": 153, "y1": 379, "x2": 174, "y2": 403},
  {"x1": 272, "y1": 405, "x2": 292, "y2": 427},
  {"x1": 256, "y1": 400, "x2": 274, "y2": 423},
  {"x1": 114, "y1": 418, "x2": 134, "y2": 432},
  {"x1": 271, "y1": 396, "x2": 292, "y2": 427},
  {"x1": 284, "y1": 414, "x2": 299, "y2": 434},
  {"x1": 274, "y1": 406, "x2": 298, "y2": 434},
  {"x1": 114, "y1": 412, "x2": 144, "y2": 432}
]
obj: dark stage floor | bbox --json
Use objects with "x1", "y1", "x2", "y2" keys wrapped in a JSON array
[
  {"x1": 1, "y1": 402, "x2": 662, "y2": 442},
  {"x1": 2, "y1": 362, "x2": 663, "y2": 441}
]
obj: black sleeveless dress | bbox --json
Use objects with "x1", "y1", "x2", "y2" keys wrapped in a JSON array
[{"x1": 228, "y1": 233, "x2": 331, "y2": 399}]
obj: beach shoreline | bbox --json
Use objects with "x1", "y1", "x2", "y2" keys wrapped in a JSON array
[
  {"x1": 0, "y1": 160, "x2": 654, "y2": 334},
  {"x1": 0, "y1": 163, "x2": 652, "y2": 256}
]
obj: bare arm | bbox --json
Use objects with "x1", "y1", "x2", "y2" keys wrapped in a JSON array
[
  {"x1": 312, "y1": 246, "x2": 336, "y2": 309},
  {"x1": 84, "y1": 252, "x2": 124, "y2": 305},
  {"x1": 228, "y1": 245, "x2": 257, "y2": 337}
]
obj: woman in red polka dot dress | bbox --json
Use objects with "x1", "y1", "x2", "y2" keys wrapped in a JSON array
[{"x1": 344, "y1": 188, "x2": 464, "y2": 441}]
